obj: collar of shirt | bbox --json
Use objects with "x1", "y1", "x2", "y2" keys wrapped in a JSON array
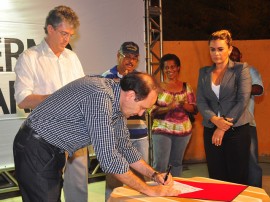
[{"x1": 41, "y1": 39, "x2": 68, "y2": 59}]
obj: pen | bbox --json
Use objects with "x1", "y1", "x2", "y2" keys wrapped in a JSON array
[{"x1": 164, "y1": 165, "x2": 172, "y2": 182}]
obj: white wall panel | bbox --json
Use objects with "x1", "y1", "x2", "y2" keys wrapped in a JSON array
[
  {"x1": 0, "y1": 0, "x2": 145, "y2": 169},
  {"x1": 0, "y1": 0, "x2": 145, "y2": 74}
]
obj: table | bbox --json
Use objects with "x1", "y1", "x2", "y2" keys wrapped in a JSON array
[{"x1": 108, "y1": 177, "x2": 270, "y2": 202}]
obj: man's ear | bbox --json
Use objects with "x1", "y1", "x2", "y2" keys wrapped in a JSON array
[
  {"x1": 117, "y1": 52, "x2": 121, "y2": 58},
  {"x1": 47, "y1": 25, "x2": 54, "y2": 34},
  {"x1": 125, "y1": 90, "x2": 136, "y2": 101}
]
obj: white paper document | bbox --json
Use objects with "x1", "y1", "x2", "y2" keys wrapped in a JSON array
[
  {"x1": 173, "y1": 181, "x2": 203, "y2": 194},
  {"x1": 148, "y1": 181, "x2": 203, "y2": 194}
]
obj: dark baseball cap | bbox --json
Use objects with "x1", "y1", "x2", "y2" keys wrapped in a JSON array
[{"x1": 119, "y1": 42, "x2": 139, "y2": 55}]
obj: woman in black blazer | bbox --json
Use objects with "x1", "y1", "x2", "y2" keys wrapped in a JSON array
[{"x1": 196, "y1": 30, "x2": 252, "y2": 185}]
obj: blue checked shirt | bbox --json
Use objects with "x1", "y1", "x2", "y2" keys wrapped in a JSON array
[{"x1": 26, "y1": 75, "x2": 141, "y2": 174}]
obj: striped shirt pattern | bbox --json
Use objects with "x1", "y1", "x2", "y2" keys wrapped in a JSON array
[
  {"x1": 26, "y1": 75, "x2": 141, "y2": 174},
  {"x1": 102, "y1": 66, "x2": 148, "y2": 139}
]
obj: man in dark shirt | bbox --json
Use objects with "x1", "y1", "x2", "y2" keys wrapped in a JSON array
[{"x1": 13, "y1": 72, "x2": 181, "y2": 201}]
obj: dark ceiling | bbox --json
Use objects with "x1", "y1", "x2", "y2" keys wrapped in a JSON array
[{"x1": 150, "y1": 0, "x2": 270, "y2": 40}]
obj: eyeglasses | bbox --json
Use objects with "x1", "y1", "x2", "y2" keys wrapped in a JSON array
[
  {"x1": 164, "y1": 65, "x2": 178, "y2": 71},
  {"x1": 57, "y1": 30, "x2": 75, "y2": 40},
  {"x1": 119, "y1": 52, "x2": 139, "y2": 62}
]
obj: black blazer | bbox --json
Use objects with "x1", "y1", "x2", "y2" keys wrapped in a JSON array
[{"x1": 196, "y1": 60, "x2": 252, "y2": 128}]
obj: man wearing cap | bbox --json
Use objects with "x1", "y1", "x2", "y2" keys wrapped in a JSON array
[{"x1": 102, "y1": 42, "x2": 149, "y2": 200}]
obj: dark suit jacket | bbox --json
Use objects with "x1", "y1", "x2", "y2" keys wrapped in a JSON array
[{"x1": 196, "y1": 60, "x2": 252, "y2": 128}]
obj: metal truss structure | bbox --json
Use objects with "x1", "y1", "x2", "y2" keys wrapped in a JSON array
[
  {"x1": 145, "y1": 0, "x2": 163, "y2": 77},
  {"x1": 145, "y1": 0, "x2": 163, "y2": 166}
]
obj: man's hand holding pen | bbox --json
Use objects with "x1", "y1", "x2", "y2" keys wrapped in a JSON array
[
  {"x1": 149, "y1": 166, "x2": 181, "y2": 196},
  {"x1": 152, "y1": 172, "x2": 172, "y2": 185},
  {"x1": 164, "y1": 165, "x2": 172, "y2": 183},
  {"x1": 151, "y1": 165, "x2": 173, "y2": 186}
]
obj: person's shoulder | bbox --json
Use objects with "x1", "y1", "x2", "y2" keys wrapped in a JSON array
[
  {"x1": 102, "y1": 66, "x2": 118, "y2": 78},
  {"x1": 63, "y1": 48, "x2": 79, "y2": 58},
  {"x1": 85, "y1": 75, "x2": 115, "y2": 89},
  {"x1": 229, "y1": 61, "x2": 249, "y2": 72},
  {"x1": 91, "y1": 76, "x2": 118, "y2": 98},
  {"x1": 185, "y1": 81, "x2": 193, "y2": 88},
  {"x1": 249, "y1": 66, "x2": 262, "y2": 82},
  {"x1": 17, "y1": 44, "x2": 41, "y2": 61},
  {"x1": 249, "y1": 66, "x2": 260, "y2": 74},
  {"x1": 199, "y1": 65, "x2": 212, "y2": 73},
  {"x1": 22, "y1": 43, "x2": 40, "y2": 54},
  {"x1": 101, "y1": 69, "x2": 112, "y2": 77}
]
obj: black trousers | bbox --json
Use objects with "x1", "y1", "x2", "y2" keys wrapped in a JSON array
[
  {"x1": 204, "y1": 124, "x2": 250, "y2": 185},
  {"x1": 13, "y1": 124, "x2": 66, "y2": 202}
]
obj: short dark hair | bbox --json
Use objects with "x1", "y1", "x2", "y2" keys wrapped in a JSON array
[
  {"x1": 209, "y1": 29, "x2": 232, "y2": 47},
  {"x1": 230, "y1": 46, "x2": 242, "y2": 62},
  {"x1": 44, "y1": 5, "x2": 80, "y2": 34},
  {"x1": 120, "y1": 72, "x2": 159, "y2": 101},
  {"x1": 159, "y1": 54, "x2": 181, "y2": 72}
]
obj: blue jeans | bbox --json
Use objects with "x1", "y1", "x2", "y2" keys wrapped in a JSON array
[
  {"x1": 105, "y1": 136, "x2": 149, "y2": 201},
  {"x1": 248, "y1": 126, "x2": 262, "y2": 187},
  {"x1": 130, "y1": 137, "x2": 149, "y2": 164},
  {"x1": 152, "y1": 133, "x2": 191, "y2": 177}
]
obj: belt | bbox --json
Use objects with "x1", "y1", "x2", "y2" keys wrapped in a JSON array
[
  {"x1": 20, "y1": 123, "x2": 43, "y2": 141},
  {"x1": 130, "y1": 133, "x2": 148, "y2": 139},
  {"x1": 20, "y1": 123, "x2": 64, "y2": 154}
]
